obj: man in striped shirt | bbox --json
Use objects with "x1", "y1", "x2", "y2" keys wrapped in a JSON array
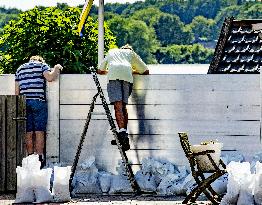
[{"x1": 15, "y1": 55, "x2": 62, "y2": 167}]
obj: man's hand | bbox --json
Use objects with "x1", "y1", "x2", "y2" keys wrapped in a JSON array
[
  {"x1": 132, "y1": 69, "x2": 149, "y2": 75},
  {"x1": 142, "y1": 70, "x2": 149, "y2": 75},
  {"x1": 97, "y1": 69, "x2": 107, "y2": 75},
  {"x1": 54, "y1": 64, "x2": 63, "y2": 72}
]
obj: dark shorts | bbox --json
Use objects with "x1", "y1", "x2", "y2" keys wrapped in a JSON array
[
  {"x1": 26, "y1": 99, "x2": 48, "y2": 132},
  {"x1": 107, "y1": 80, "x2": 133, "y2": 104}
]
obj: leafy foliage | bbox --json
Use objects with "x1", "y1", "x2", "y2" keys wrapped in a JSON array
[
  {"x1": 188, "y1": 16, "x2": 217, "y2": 42},
  {"x1": 152, "y1": 13, "x2": 193, "y2": 46},
  {"x1": 0, "y1": 7, "x2": 116, "y2": 74},
  {"x1": 108, "y1": 17, "x2": 159, "y2": 63},
  {"x1": 156, "y1": 44, "x2": 214, "y2": 64}
]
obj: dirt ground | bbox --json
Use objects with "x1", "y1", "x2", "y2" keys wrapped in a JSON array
[{"x1": 0, "y1": 194, "x2": 212, "y2": 205}]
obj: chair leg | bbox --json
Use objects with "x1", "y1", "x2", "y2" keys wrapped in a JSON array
[{"x1": 182, "y1": 172, "x2": 224, "y2": 204}]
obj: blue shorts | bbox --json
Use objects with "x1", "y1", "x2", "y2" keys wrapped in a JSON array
[
  {"x1": 26, "y1": 99, "x2": 48, "y2": 132},
  {"x1": 107, "y1": 80, "x2": 133, "y2": 104}
]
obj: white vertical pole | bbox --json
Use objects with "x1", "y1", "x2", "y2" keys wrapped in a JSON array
[{"x1": 98, "y1": 0, "x2": 104, "y2": 66}]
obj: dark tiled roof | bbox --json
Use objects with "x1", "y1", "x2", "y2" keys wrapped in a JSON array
[{"x1": 208, "y1": 18, "x2": 262, "y2": 74}]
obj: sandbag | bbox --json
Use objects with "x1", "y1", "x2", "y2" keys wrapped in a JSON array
[
  {"x1": 109, "y1": 175, "x2": 132, "y2": 194},
  {"x1": 72, "y1": 157, "x2": 102, "y2": 194},
  {"x1": 254, "y1": 162, "x2": 262, "y2": 204},
  {"x1": 98, "y1": 171, "x2": 112, "y2": 193},
  {"x1": 73, "y1": 170, "x2": 102, "y2": 194},
  {"x1": 135, "y1": 170, "x2": 157, "y2": 192},
  {"x1": 156, "y1": 173, "x2": 183, "y2": 195},
  {"x1": 52, "y1": 166, "x2": 71, "y2": 202},
  {"x1": 33, "y1": 168, "x2": 53, "y2": 203},
  {"x1": 221, "y1": 162, "x2": 251, "y2": 205},
  {"x1": 22, "y1": 154, "x2": 41, "y2": 170},
  {"x1": 141, "y1": 158, "x2": 175, "y2": 185},
  {"x1": 15, "y1": 167, "x2": 34, "y2": 203}
]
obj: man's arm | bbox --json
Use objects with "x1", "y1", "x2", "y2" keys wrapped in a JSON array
[
  {"x1": 15, "y1": 81, "x2": 20, "y2": 95},
  {"x1": 43, "y1": 64, "x2": 63, "y2": 82},
  {"x1": 132, "y1": 69, "x2": 149, "y2": 75},
  {"x1": 131, "y1": 52, "x2": 149, "y2": 75},
  {"x1": 97, "y1": 69, "x2": 108, "y2": 75}
]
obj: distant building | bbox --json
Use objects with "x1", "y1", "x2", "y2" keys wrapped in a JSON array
[{"x1": 208, "y1": 17, "x2": 262, "y2": 74}]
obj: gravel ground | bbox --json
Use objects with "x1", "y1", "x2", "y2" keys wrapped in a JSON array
[{"x1": 0, "y1": 194, "x2": 212, "y2": 205}]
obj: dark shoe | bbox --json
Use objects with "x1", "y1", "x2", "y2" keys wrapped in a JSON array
[
  {"x1": 39, "y1": 155, "x2": 46, "y2": 169},
  {"x1": 111, "y1": 131, "x2": 130, "y2": 151}
]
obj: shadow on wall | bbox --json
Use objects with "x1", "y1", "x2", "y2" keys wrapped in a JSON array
[{"x1": 130, "y1": 76, "x2": 154, "y2": 167}]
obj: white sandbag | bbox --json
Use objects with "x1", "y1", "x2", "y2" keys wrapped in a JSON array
[
  {"x1": 156, "y1": 173, "x2": 183, "y2": 195},
  {"x1": 211, "y1": 174, "x2": 228, "y2": 195},
  {"x1": 221, "y1": 153, "x2": 245, "y2": 165},
  {"x1": 254, "y1": 162, "x2": 262, "y2": 204},
  {"x1": 73, "y1": 170, "x2": 102, "y2": 194},
  {"x1": 174, "y1": 165, "x2": 189, "y2": 180},
  {"x1": 135, "y1": 170, "x2": 157, "y2": 192},
  {"x1": 98, "y1": 171, "x2": 112, "y2": 193},
  {"x1": 22, "y1": 154, "x2": 41, "y2": 170},
  {"x1": 73, "y1": 157, "x2": 102, "y2": 194},
  {"x1": 237, "y1": 189, "x2": 254, "y2": 205},
  {"x1": 109, "y1": 175, "x2": 132, "y2": 194},
  {"x1": 32, "y1": 168, "x2": 53, "y2": 203},
  {"x1": 180, "y1": 174, "x2": 196, "y2": 195},
  {"x1": 52, "y1": 166, "x2": 71, "y2": 202},
  {"x1": 141, "y1": 158, "x2": 175, "y2": 185},
  {"x1": 15, "y1": 167, "x2": 34, "y2": 203},
  {"x1": 116, "y1": 159, "x2": 129, "y2": 177},
  {"x1": 221, "y1": 162, "x2": 251, "y2": 205}
]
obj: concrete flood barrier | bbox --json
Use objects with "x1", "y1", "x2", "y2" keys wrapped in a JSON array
[{"x1": 0, "y1": 73, "x2": 261, "y2": 174}]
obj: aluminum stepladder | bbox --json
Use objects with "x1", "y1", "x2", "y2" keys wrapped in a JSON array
[{"x1": 69, "y1": 71, "x2": 141, "y2": 194}]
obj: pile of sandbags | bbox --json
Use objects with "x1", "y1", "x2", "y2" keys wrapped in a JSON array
[
  {"x1": 15, "y1": 155, "x2": 71, "y2": 203},
  {"x1": 72, "y1": 156, "x2": 102, "y2": 195},
  {"x1": 15, "y1": 155, "x2": 53, "y2": 203},
  {"x1": 221, "y1": 161, "x2": 259, "y2": 205}
]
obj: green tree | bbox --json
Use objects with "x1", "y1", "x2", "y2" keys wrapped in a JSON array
[
  {"x1": 152, "y1": 13, "x2": 193, "y2": 46},
  {"x1": 125, "y1": 19, "x2": 159, "y2": 63},
  {"x1": 156, "y1": 44, "x2": 214, "y2": 64},
  {"x1": 131, "y1": 7, "x2": 163, "y2": 26},
  {"x1": 241, "y1": 4, "x2": 262, "y2": 19},
  {"x1": 0, "y1": 7, "x2": 116, "y2": 74},
  {"x1": 107, "y1": 15, "x2": 129, "y2": 47},
  {"x1": 215, "y1": 5, "x2": 241, "y2": 29},
  {"x1": 189, "y1": 16, "x2": 217, "y2": 42}
]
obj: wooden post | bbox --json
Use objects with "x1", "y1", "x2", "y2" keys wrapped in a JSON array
[
  {"x1": 98, "y1": 0, "x2": 104, "y2": 65},
  {"x1": 6, "y1": 96, "x2": 17, "y2": 191},
  {"x1": 16, "y1": 95, "x2": 26, "y2": 165},
  {"x1": 0, "y1": 96, "x2": 6, "y2": 192},
  {"x1": 46, "y1": 76, "x2": 60, "y2": 164}
]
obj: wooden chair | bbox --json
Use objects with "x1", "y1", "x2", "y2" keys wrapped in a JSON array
[{"x1": 178, "y1": 132, "x2": 227, "y2": 205}]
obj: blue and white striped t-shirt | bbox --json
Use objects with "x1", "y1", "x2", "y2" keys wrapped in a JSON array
[{"x1": 15, "y1": 60, "x2": 51, "y2": 101}]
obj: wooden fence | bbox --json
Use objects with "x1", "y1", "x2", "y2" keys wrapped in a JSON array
[{"x1": 0, "y1": 95, "x2": 26, "y2": 192}]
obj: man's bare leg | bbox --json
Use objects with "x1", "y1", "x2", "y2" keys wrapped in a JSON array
[
  {"x1": 114, "y1": 101, "x2": 125, "y2": 129},
  {"x1": 35, "y1": 131, "x2": 45, "y2": 155},
  {"x1": 113, "y1": 101, "x2": 130, "y2": 150},
  {"x1": 35, "y1": 131, "x2": 45, "y2": 167},
  {"x1": 25, "y1": 131, "x2": 34, "y2": 155},
  {"x1": 122, "y1": 104, "x2": 128, "y2": 130}
]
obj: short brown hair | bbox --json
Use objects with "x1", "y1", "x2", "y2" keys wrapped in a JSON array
[{"x1": 30, "y1": 55, "x2": 45, "y2": 63}]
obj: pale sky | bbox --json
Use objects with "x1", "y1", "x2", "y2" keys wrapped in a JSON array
[{"x1": 0, "y1": 0, "x2": 144, "y2": 11}]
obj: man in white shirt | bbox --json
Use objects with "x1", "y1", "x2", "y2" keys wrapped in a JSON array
[{"x1": 97, "y1": 44, "x2": 149, "y2": 151}]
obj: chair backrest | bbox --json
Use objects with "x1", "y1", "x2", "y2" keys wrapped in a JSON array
[{"x1": 178, "y1": 132, "x2": 197, "y2": 167}]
